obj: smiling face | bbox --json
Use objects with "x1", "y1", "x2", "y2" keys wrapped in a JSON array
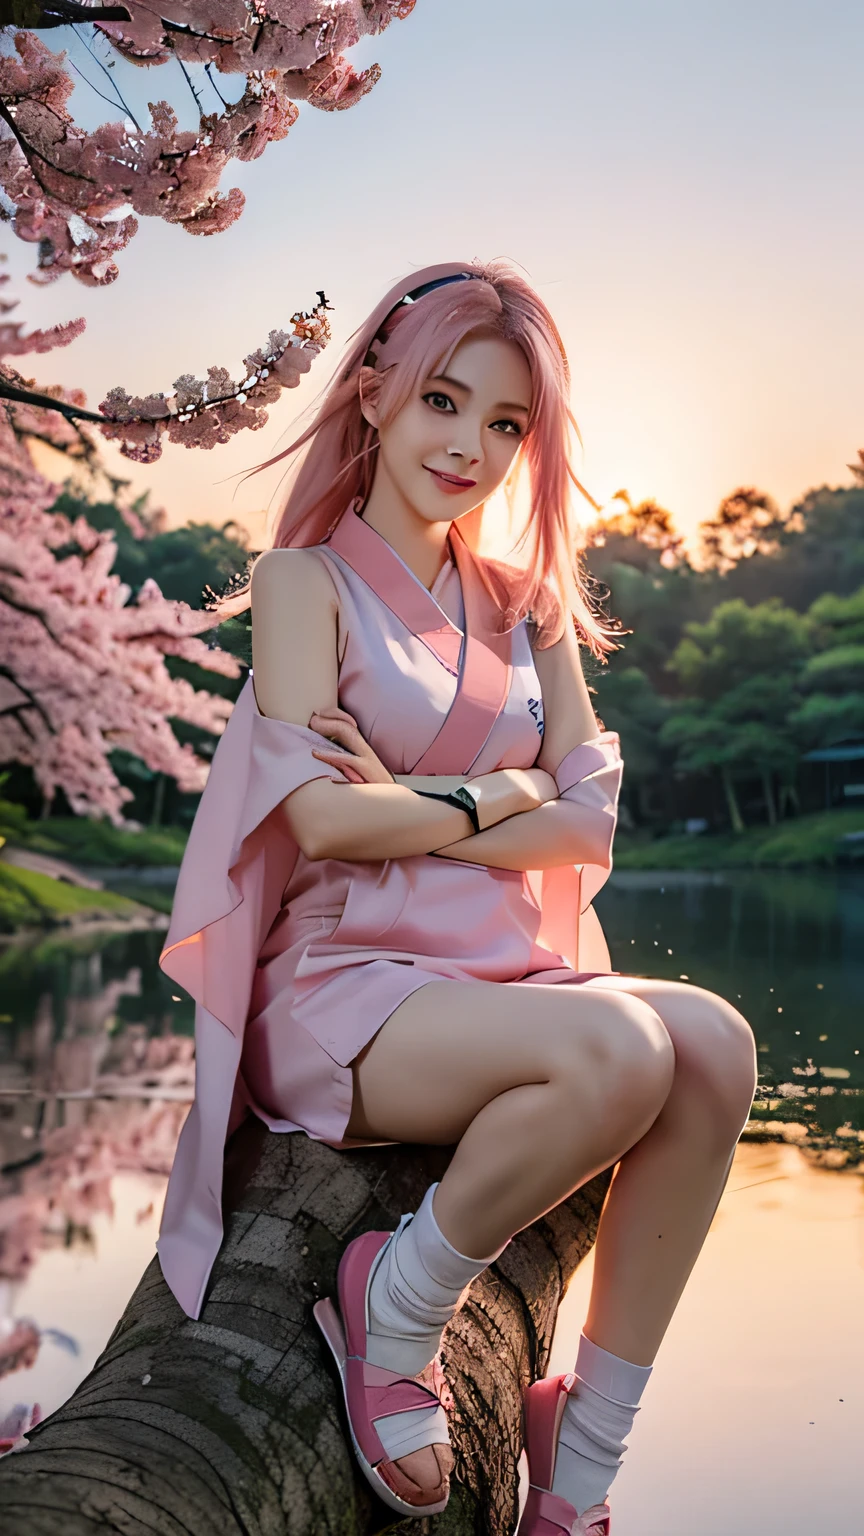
[{"x1": 366, "y1": 330, "x2": 533, "y2": 526}]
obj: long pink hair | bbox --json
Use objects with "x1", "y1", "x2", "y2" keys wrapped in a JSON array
[{"x1": 227, "y1": 258, "x2": 616, "y2": 655}]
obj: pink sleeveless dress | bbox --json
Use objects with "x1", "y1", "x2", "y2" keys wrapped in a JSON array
[{"x1": 156, "y1": 502, "x2": 621, "y2": 1318}]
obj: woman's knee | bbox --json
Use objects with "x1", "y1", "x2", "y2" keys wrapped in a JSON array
[
  {"x1": 551, "y1": 990, "x2": 676, "y2": 1124},
  {"x1": 668, "y1": 986, "x2": 758, "y2": 1135}
]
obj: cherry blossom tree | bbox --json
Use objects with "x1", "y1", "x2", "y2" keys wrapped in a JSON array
[
  {"x1": 0, "y1": 5, "x2": 418, "y2": 286},
  {"x1": 0, "y1": 6, "x2": 406, "y2": 455},
  {"x1": 0, "y1": 270, "x2": 245, "y2": 821},
  {"x1": 0, "y1": 283, "x2": 333, "y2": 461}
]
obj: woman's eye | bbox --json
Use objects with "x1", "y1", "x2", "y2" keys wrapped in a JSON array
[
  {"x1": 423, "y1": 392, "x2": 455, "y2": 412},
  {"x1": 491, "y1": 418, "x2": 523, "y2": 437}
]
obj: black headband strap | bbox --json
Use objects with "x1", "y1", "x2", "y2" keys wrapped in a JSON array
[{"x1": 365, "y1": 272, "x2": 479, "y2": 367}]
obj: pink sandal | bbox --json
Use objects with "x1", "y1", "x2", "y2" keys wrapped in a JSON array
[
  {"x1": 519, "y1": 1374, "x2": 612, "y2": 1535},
  {"x1": 313, "y1": 1228, "x2": 452, "y2": 1517}
]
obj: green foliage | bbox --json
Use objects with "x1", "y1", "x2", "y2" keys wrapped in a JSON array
[
  {"x1": 1, "y1": 800, "x2": 188, "y2": 866},
  {"x1": 717, "y1": 485, "x2": 864, "y2": 613},
  {"x1": 586, "y1": 556, "x2": 705, "y2": 688},
  {"x1": 808, "y1": 586, "x2": 864, "y2": 645},
  {"x1": 0, "y1": 863, "x2": 147, "y2": 934},
  {"x1": 667, "y1": 598, "x2": 811, "y2": 699},
  {"x1": 26, "y1": 819, "x2": 187, "y2": 867},
  {"x1": 589, "y1": 491, "x2": 864, "y2": 832},
  {"x1": 615, "y1": 807, "x2": 864, "y2": 869},
  {"x1": 801, "y1": 644, "x2": 864, "y2": 689},
  {"x1": 790, "y1": 692, "x2": 864, "y2": 747},
  {"x1": 594, "y1": 666, "x2": 670, "y2": 782},
  {"x1": 0, "y1": 791, "x2": 31, "y2": 842}
]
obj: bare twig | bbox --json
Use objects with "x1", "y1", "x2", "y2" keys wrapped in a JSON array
[{"x1": 71, "y1": 23, "x2": 142, "y2": 133}]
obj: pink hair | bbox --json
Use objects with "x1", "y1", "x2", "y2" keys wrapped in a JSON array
[{"x1": 227, "y1": 258, "x2": 616, "y2": 655}]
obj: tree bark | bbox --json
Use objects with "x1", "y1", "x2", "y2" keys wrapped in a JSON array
[{"x1": 0, "y1": 1115, "x2": 611, "y2": 1536}]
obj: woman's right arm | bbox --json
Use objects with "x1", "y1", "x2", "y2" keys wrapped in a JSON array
[{"x1": 252, "y1": 550, "x2": 491, "y2": 861}]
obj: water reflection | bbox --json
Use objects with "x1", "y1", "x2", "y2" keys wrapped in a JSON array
[
  {"x1": 0, "y1": 870, "x2": 861, "y2": 1444},
  {"x1": 596, "y1": 868, "x2": 864, "y2": 1161},
  {"x1": 0, "y1": 930, "x2": 191, "y2": 1436}
]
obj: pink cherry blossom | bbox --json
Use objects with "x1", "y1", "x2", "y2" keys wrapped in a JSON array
[
  {"x1": 95, "y1": 295, "x2": 331, "y2": 461},
  {"x1": 0, "y1": 5, "x2": 418, "y2": 285},
  {"x1": 0, "y1": 279, "x2": 243, "y2": 822}
]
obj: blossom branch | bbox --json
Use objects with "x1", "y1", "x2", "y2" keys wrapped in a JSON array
[{"x1": 0, "y1": 6, "x2": 419, "y2": 285}]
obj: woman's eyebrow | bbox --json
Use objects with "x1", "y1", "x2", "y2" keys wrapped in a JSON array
[{"x1": 430, "y1": 373, "x2": 531, "y2": 414}]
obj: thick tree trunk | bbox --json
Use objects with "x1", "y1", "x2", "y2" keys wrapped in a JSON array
[{"x1": 0, "y1": 1115, "x2": 611, "y2": 1536}]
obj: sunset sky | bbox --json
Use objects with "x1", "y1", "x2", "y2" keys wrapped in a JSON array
[{"x1": 6, "y1": 0, "x2": 864, "y2": 547}]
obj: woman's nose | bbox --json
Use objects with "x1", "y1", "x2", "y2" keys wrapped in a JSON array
[{"x1": 446, "y1": 436, "x2": 481, "y2": 468}]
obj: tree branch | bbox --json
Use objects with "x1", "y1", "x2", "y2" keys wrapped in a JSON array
[
  {"x1": 0, "y1": 665, "x2": 51, "y2": 736},
  {"x1": 0, "y1": 377, "x2": 109, "y2": 425},
  {"x1": 0, "y1": 1119, "x2": 612, "y2": 1535},
  {"x1": 1, "y1": 2, "x2": 131, "y2": 23}
]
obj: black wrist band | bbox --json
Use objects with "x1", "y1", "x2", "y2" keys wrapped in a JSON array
[{"x1": 414, "y1": 786, "x2": 481, "y2": 835}]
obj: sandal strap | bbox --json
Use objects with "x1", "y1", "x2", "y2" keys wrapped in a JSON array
[
  {"x1": 523, "y1": 1373, "x2": 575, "y2": 1489},
  {"x1": 524, "y1": 1485, "x2": 610, "y2": 1533},
  {"x1": 336, "y1": 1227, "x2": 451, "y2": 1473},
  {"x1": 350, "y1": 1357, "x2": 444, "y2": 1418},
  {"x1": 524, "y1": 1485, "x2": 584, "y2": 1532},
  {"x1": 345, "y1": 1354, "x2": 444, "y2": 1465}
]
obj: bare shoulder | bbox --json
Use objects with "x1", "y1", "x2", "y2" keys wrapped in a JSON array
[
  {"x1": 251, "y1": 546, "x2": 338, "y2": 614},
  {"x1": 251, "y1": 549, "x2": 339, "y2": 723}
]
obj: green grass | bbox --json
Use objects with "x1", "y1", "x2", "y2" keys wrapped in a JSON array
[
  {"x1": 615, "y1": 806, "x2": 864, "y2": 870},
  {"x1": 99, "y1": 879, "x2": 176, "y2": 915},
  {"x1": 0, "y1": 800, "x2": 187, "y2": 867},
  {"x1": 0, "y1": 863, "x2": 152, "y2": 934}
]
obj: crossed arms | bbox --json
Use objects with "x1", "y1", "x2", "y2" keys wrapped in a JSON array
[{"x1": 250, "y1": 549, "x2": 619, "y2": 872}]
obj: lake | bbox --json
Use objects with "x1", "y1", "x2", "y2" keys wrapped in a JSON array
[
  {"x1": 0, "y1": 867, "x2": 862, "y2": 1532},
  {"x1": 598, "y1": 866, "x2": 864, "y2": 1150}
]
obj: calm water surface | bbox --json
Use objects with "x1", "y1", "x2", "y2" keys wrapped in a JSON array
[
  {"x1": 598, "y1": 867, "x2": 864, "y2": 1136},
  {"x1": 0, "y1": 868, "x2": 862, "y2": 1532}
]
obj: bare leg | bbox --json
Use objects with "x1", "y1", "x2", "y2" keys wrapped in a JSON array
[
  {"x1": 348, "y1": 978, "x2": 677, "y2": 1257},
  {"x1": 345, "y1": 976, "x2": 676, "y2": 1499},
  {"x1": 576, "y1": 975, "x2": 758, "y2": 1365}
]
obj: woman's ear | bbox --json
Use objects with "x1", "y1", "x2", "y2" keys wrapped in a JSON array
[{"x1": 358, "y1": 365, "x2": 383, "y2": 429}]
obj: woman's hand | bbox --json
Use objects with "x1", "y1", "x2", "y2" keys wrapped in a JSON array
[{"x1": 309, "y1": 705, "x2": 395, "y2": 786}]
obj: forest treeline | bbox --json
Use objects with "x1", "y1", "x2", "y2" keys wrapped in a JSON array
[
  {"x1": 586, "y1": 477, "x2": 864, "y2": 834},
  {"x1": 5, "y1": 471, "x2": 864, "y2": 842}
]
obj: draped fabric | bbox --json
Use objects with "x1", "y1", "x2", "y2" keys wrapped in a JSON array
[{"x1": 156, "y1": 504, "x2": 623, "y2": 1319}]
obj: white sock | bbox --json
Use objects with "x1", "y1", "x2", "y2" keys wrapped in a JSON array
[
  {"x1": 364, "y1": 1183, "x2": 510, "y2": 1464},
  {"x1": 550, "y1": 1331, "x2": 653, "y2": 1515},
  {"x1": 366, "y1": 1182, "x2": 508, "y2": 1375}
]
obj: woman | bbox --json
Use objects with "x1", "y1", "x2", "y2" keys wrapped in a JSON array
[{"x1": 157, "y1": 261, "x2": 757, "y2": 1534}]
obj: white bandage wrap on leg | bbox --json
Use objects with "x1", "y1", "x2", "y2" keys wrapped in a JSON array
[
  {"x1": 551, "y1": 1331, "x2": 653, "y2": 1515},
  {"x1": 364, "y1": 1182, "x2": 510, "y2": 1464}
]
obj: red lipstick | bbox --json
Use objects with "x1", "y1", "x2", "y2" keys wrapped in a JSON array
[{"x1": 424, "y1": 466, "x2": 477, "y2": 494}]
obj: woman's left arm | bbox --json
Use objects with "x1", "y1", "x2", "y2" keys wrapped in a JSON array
[{"x1": 432, "y1": 620, "x2": 623, "y2": 872}]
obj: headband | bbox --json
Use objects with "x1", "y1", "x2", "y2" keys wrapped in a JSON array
[
  {"x1": 364, "y1": 269, "x2": 570, "y2": 387},
  {"x1": 364, "y1": 271, "x2": 480, "y2": 369}
]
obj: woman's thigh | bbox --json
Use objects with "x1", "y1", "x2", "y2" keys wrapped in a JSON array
[{"x1": 346, "y1": 975, "x2": 674, "y2": 1145}]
